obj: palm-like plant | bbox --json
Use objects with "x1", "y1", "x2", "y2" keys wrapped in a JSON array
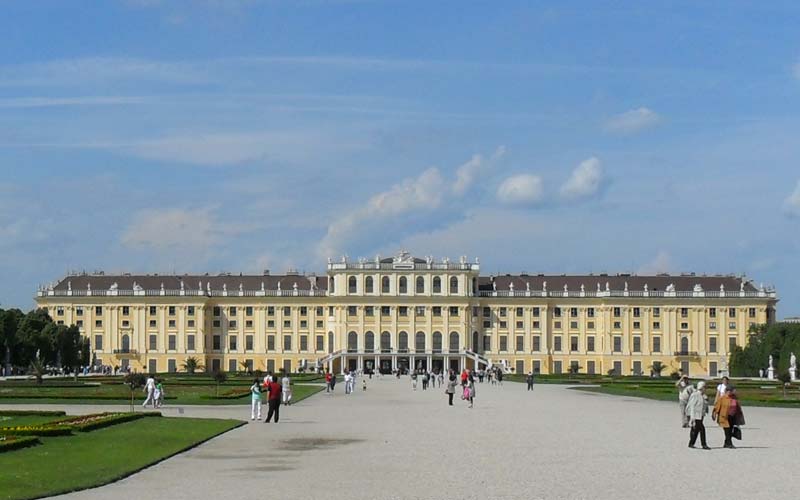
[
  {"x1": 28, "y1": 358, "x2": 46, "y2": 384},
  {"x1": 649, "y1": 361, "x2": 666, "y2": 377},
  {"x1": 213, "y1": 370, "x2": 228, "y2": 396},
  {"x1": 182, "y1": 356, "x2": 203, "y2": 374}
]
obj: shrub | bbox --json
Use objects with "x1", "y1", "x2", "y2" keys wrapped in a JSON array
[
  {"x1": 0, "y1": 410, "x2": 66, "y2": 417},
  {"x1": 670, "y1": 371, "x2": 681, "y2": 380},
  {"x1": 182, "y1": 356, "x2": 204, "y2": 374},
  {"x1": 0, "y1": 435, "x2": 40, "y2": 453}
]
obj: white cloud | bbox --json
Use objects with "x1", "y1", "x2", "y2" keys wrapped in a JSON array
[
  {"x1": 604, "y1": 107, "x2": 661, "y2": 135},
  {"x1": 784, "y1": 180, "x2": 800, "y2": 217},
  {"x1": 496, "y1": 174, "x2": 544, "y2": 206},
  {"x1": 452, "y1": 146, "x2": 505, "y2": 196},
  {"x1": 559, "y1": 157, "x2": 604, "y2": 200},
  {"x1": 121, "y1": 207, "x2": 227, "y2": 250},
  {"x1": 638, "y1": 250, "x2": 673, "y2": 275}
]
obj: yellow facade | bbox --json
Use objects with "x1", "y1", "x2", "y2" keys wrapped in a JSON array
[{"x1": 35, "y1": 252, "x2": 778, "y2": 377}]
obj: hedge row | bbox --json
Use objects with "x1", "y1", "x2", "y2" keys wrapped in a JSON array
[
  {"x1": 0, "y1": 410, "x2": 66, "y2": 417},
  {"x1": 0, "y1": 394, "x2": 177, "y2": 401},
  {"x1": 199, "y1": 391, "x2": 249, "y2": 400},
  {"x1": 0, "y1": 436, "x2": 41, "y2": 453},
  {"x1": 70, "y1": 412, "x2": 161, "y2": 432},
  {"x1": 0, "y1": 426, "x2": 73, "y2": 437}
]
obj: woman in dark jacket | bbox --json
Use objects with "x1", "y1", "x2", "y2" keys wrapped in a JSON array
[
  {"x1": 445, "y1": 374, "x2": 457, "y2": 406},
  {"x1": 712, "y1": 386, "x2": 745, "y2": 448}
]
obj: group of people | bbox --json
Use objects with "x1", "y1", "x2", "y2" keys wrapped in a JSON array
[
  {"x1": 442, "y1": 368, "x2": 476, "y2": 408},
  {"x1": 249, "y1": 371, "x2": 293, "y2": 423},
  {"x1": 410, "y1": 370, "x2": 444, "y2": 391},
  {"x1": 142, "y1": 375, "x2": 165, "y2": 409},
  {"x1": 677, "y1": 375, "x2": 745, "y2": 449}
]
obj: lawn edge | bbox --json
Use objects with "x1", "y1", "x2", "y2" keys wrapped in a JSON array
[{"x1": 570, "y1": 386, "x2": 800, "y2": 409}]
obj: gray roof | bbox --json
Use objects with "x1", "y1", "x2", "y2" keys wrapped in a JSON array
[
  {"x1": 479, "y1": 274, "x2": 758, "y2": 293},
  {"x1": 53, "y1": 274, "x2": 327, "y2": 292}
]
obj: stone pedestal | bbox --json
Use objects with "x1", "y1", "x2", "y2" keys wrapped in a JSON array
[
  {"x1": 768, "y1": 367, "x2": 775, "y2": 380},
  {"x1": 790, "y1": 367, "x2": 797, "y2": 382}
]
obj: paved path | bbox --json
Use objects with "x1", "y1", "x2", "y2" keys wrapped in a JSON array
[{"x1": 9, "y1": 378, "x2": 800, "y2": 500}]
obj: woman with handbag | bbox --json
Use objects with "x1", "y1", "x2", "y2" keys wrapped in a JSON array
[{"x1": 712, "y1": 385, "x2": 745, "y2": 448}]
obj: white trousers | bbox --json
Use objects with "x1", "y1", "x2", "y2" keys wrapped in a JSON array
[
  {"x1": 282, "y1": 390, "x2": 292, "y2": 404},
  {"x1": 142, "y1": 389, "x2": 155, "y2": 408},
  {"x1": 251, "y1": 399, "x2": 262, "y2": 419}
]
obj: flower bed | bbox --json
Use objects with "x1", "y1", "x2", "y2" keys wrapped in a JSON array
[
  {"x1": 199, "y1": 390, "x2": 249, "y2": 400},
  {"x1": 49, "y1": 412, "x2": 162, "y2": 432},
  {"x1": 0, "y1": 425, "x2": 72, "y2": 437},
  {"x1": 0, "y1": 435, "x2": 41, "y2": 453}
]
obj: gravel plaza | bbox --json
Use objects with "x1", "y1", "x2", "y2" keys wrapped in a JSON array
[{"x1": 2, "y1": 377, "x2": 793, "y2": 500}]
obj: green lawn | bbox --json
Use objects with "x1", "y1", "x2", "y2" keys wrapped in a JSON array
[
  {"x1": 0, "y1": 416, "x2": 243, "y2": 500},
  {"x1": 0, "y1": 379, "x2": 324, "y2": 406}
]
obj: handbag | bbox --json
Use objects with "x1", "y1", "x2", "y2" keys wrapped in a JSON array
[{"x1": 732, "y1": 426, "x2": 742, "y2": 440}]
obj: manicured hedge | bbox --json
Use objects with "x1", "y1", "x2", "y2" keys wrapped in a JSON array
[
  {"x1": 0, "y1": 410, "x2": 66, "y2": 417},
  {"x1": 0, "y1": 426, "x2": 72, "y2": 437},
  {"x1": 0, "y1": 394, "x2": 177, "y2": 401},
  {"x1": 0, "y1": 435, "x2": 40, "y2": 453},
  {"x1": 49, "y1": 412, "x2": 162, "y2": 432},
  {"x1": 199, "y1": 391, "x2": 249, "y2": 400}
]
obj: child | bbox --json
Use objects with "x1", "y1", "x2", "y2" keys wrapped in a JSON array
[
  {"x1": 155, "y1": 380, "x2": 165, "y2": 408},
  {"x1": 250, "y1": 378, "x2": 262, "y2": 421}
]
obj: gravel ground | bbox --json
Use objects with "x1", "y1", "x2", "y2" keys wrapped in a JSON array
[{"x1": 7, "y1": 376, "x2": 800, "y2": 500}]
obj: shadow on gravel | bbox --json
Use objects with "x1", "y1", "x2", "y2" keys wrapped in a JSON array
[{"x1": 279, "y1": 437, "x2": 364, "y2": 451}]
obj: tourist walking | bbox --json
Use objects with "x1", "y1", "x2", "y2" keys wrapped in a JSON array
[
  {"x1": 497, "y1": 370, "x2": 504, "y2": 386},
  {"x1": 411, "y1": 372, "x2": 418, "y2": 391},
  {"x1": 330, "y1": 371, "x2": 337, "y2": 392},
  {"x1": 154, "y1": 380, "x2": 165, "y2": 408},
  {"x1": 445, "y1": 374, "x2": 457, "y2": 406},
  {"x1": 687, "y1": 381, "x2": 710, "y2": 449},
  {"x1": 526, "y1": 371, "x2": 534, "y2": 391},
  {"x1": 676, "y1": 375, "x2": 694, "y2": 428},
  {"x1": 712, "y1": 386, "x2": 745, "y2": 448},
  {"x1": 325, "y1": 371, "x2": 333, "y2": 393},
  {"x1": 142, "y1": 374, "x2": 156, "y2": 408},
  {"x1": 466, "y1": 373, "x2": 475, "y2": 408},
  {"x1": 281, "y1": 373, "x2": 292, "y2": 405},
  {"x1": 422, "y1": 371, "x2": 429, "y2": 390},
  {"x1": 264, "y1": 376, "x2": 282, "y2": 423},
  {"x1": 250, "y1": 378, "x2": 262, "y2": 420},
  {"x1": 344, "y1": 371, "x2": 352, "y2": 394}
]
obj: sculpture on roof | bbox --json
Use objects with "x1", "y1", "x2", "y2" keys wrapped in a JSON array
[
  {"x1": 133, "y1": 282, "x2": 143, "y2": 292},
  {"x1": 740, "y1": 281, "x2": 745, "y2": 292},
  {"x1": 327, "y1": 257, "x2": 332, "y2": 264},
  {"x1": 581, "y1": 284, "x2": 585, "y2": 293},
  {"x1": 426, "y1": 255, "x2": 433, "y2": 265},
  {"x1": 666, "y1": 283, "x2": 675, "y2": 292},
  {"x1": 644, "y1": 283, "x2": 648, "y2": 292},
  {"x1": 180, "y1": 280, "x2": 185, "y2": 292},
  {"x1": 293, "y1": 282, "x2": 298, "y2": 291},
  {"x1": 67, "y1": 281, "x2": 72, "y2": 292},
  {"x1": 526, "y1": 282, "x2": 530, "y2": 292},
  {"x1": 624, "y1": 282, "x2": 628, "y2": 292},
  {"x1": 261, "y1": 281, "x2": 265, "y2": 292},
  {"x1": 87, "y1": 283, "x2": 91, "y2": 292},
  {"x1": 597, "y1": 282, "x2": 601, "y2": 292},
  {"x1": 720, "y1": 284, "x2": 725, "y2": 292},
  {"x1": 605, "y1": 282, "x2": 610, "y2": 292},
  {"x1": 492, "y1": 281, "x2": 497, "y2": 291},
  {"x1": 207, "y1": 282, "x2": 211, "y2": 294},
  {"x1": 509, "y1": 282, "x2": 515, "y2": 292},
  {"x1": 564, "y1": 284, "x2": 568, "y2": 292},
  {"x1": 277, "y1": 281, "x2": 282, "y2": 291},
  {"x1": 160, "y1": 282, "x2": 165, "y2": 292},
  {"x1": 543, "y1": 281, "x2": 547, "y2": 292},
  {"x1": 239, "y1": 283, "x2": 243, "y2": 293},
  {"x1": 693, "y1": 283, "x2": 703, "y2": 293},
  {"x1": 222, "y1": 283, "x2": 227, "y2": 293},
  {"x1": 109, "y1": 282, "x2": 118, "y2": 291}
]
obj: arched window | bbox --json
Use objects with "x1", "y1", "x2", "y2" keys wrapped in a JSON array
[
  {"x1": 399, "y1": 276, "x2": 408, "y2": 294},
  {"x1": 365, "y1": 331, "x2": 375, "y2": 353},
  {"x1": 381, "y1": 276, "x2": 391, "y2": 293},
  {"x1": 432, "y1": 331, "x2": 443, "y2": 352},
  {"x1": 472, "y1": 331, "x2": 479, "y2": 352},
  {"x1": 348, "y1": 276, "x2": 357, "y2": 294},
  {"x1": 450, "y1": 276, "x2": 459, "y2": 294},
  {"x1": 122, "y1": 334, "x2": 130, "y2": 352},
  {"x1": 365, "y1": 276, "x2": 374, "y2": 293},
  {"x1": 680, "y1": 336, "x2": 689, "y2": 354},
  {"x1": 347, "y1": 331, "x2": 358, "y2": 352},
  {"x1": 415, "y1": 331, "x2": 426, "y2": 352},
  {"x1": 381, "y1": 331, "x2": 391, "y2": 352},
  {"x1": 327, "y1": 332, "x2": 334, "y2": 353},
  {"x1": 449, "y1": 331, "x2": 459, "y2": 352},
  {"x1": 399, "y1": 331, "x2": 408, "y2": 351},
  {"x1": 483, "y1": 335, "x2": 491, "y2": 352},
  {"x1": 329, "y1": 277, "x2": 335, "y2": 293},
  {"x1": 433, "y1": 276, "x2": 442, "y2": 293},
  {"x1": 416, "y1": 276, "x2": 425, "y2": 294}
]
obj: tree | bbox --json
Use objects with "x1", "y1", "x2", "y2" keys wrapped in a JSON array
[
  {"x1": 240, "y1": 360, "x2": 252, "y2": 374},
  {"x1": 730, "y1": 322, "x2": 800, "y2": 377},
  {"x1": 124, "y1": 372, "x2": 146, "y2": 412},
  {"x1": 0, "y1": 308, "x2": 24, "y2": 375},
  {"x1": 55, "y1": 325, "x2": 82, "y2": 379},
  {"x1": 213, "y1": 370, "x2": 227, "y2": 396},
  {"x1": 16, "y1": 308, "x2": 55, "y2": 367},
  {"x1": 182, "y1": 356, "x2": 203, "y2": 374}
]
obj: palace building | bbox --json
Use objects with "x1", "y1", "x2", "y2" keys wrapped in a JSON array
[{"x1": 35, "y1": 251, "x2": 778, "y2": 377}]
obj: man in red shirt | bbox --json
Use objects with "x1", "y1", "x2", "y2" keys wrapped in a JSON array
[{"x1": 264, "y1": 378, "x2": 282, "y2": 423}]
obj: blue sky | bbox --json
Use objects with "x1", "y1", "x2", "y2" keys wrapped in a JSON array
[{"x1": 1, "y1": 0, "x2": 799, "y2": 314}]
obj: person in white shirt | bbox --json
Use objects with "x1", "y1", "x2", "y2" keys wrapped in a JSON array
[
  {"x1": 142, "y1": 375, "x2": 156, "y2": 408},
  {"x1": 250, "y1": 379, "x2": 262, "y2": 420},
  {"x1": 715, "y1": 376, "x2": 729, "y2": 403},
  {"x1": 344, "y1": 371, "x2": 352, "y2": 394},
  {"x1": 281, "y1": 374, "x2": 292, "y2": 405}
]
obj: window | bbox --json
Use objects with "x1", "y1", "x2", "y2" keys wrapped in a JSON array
[
  {"x1": 554, "y1": 307, "x2": 562, "y2": 318},
  {"x1": 653, "y1": 321, "x2": 661, "y2": 330},
  {"x1": 399, "y1": 307, "x2": 408, "y2": 317},
  {"x1": 382, "y1": 276, "x2": 390, "y2": 293},
  {"x1": 169, "y1": 306, "x2": 176, "y2": 316},
  {"x1": 316, "y1": 335, "x2": 324, "y2": 351},
  {"x1": 653, "y1": 307, "x2": 660, "y2": 318},
  {"x1": 94, "y1": 335, "x2": 102, "y2": 350},
  {"x1": 729, "y1": 308, "x2": 736, "y2": 318},
  {"x1": 283, "y1": 306, "x2": 290, "y2": 316},
  {"x1": 633, "y1": 336, "x2": 641, "y2": 353},
  {"x1": 300, "y1": 320, "x2": 308, "y2": 328},
  {"x1": 587, "y1": 360, "x2": 596, "y2": 375},
  {"x1": 449, "y1": 306, "x2": 459, "y2": 317},
  {"x1": 168, "y1": 359, "x2": 177, "y2": 373},
  {"x1": 228, "y1": 320, "x2": 236, "y2": 329},
  {"x1": 267, "y1": 336, "x2": 275, "y2": 351},
  {"x1": 149, "y1": 306, "x2": 157, "y2": 315},
  {"x1": 267, "y1": 307, "x2": 275, "y2": 316},
  {"x1": 613, "y1": 307, "x2": 621, "y2": 317},
  {"x1": 515, "y1": 336, "x2": 524, "y2": 351},
  {"x1": 122, "y1": 320, "x2": 130, "y2": 328},
  {"x1": 633, "y1": 321, "x2": 641, "y2": 330},
  {"x1": 709, "y1": 307, "x2": 716, "y2": 318},
  {"x1": 348, "y1": 306, "x2": 357, "y2": 317},
  {"x1": 553, "y1": 361, "x2": 562, "y2": 374},
  {"x1": 749, "y1": 307, "x2": 756, "y2": 318},
  {"x1": 187, "y1": 335, "x2": 195, "y2": 351},
  {"x1": 483, "y1": 307, "x2": 491, "y2": 317},
  {"x1": 570, "y1": 321, "x2": 578, "y2": 330},
  {"x1": 728, "y1": 322, "x2": 736, "y2": 330},
  {"x1": 728, "y1": 337, "x2": 737, "y2": 351},
  {"x1": 76, "y1": 320, "x2": 83, "y2": 328},
  {"x1": 57, "y1": 320, "x2": 64, "y2": 325},
  {"x1": 283, "y1": 335, "x2": 292, "y2": 350},
  {"x1": 483, "y1": 320, "x2": 491, "y2": 328},
  {"x1": 516, "y1": 307, "x2": 524, "y2": 317},
  {"x1": 187, "y1": 306, "x2": 195, "y2": 316},
  {"x1": 681, "y1": 322, "x2": 689, "y2": 330},
  {"x1": 95, "y1": 320, "x2": 103, "y2": 328},
  {"x1": 213, "y1": 319, "x2": 221, "y2": 328},
  {"x1": 533, "y1": 321, "x2": 540, "y2": 329},
  {"x1": 533, "y1": 335, "x2": 541, "y2": 351},
  {"x1": 587, "y1": 321, "x2": 595, "y2": 330},
  {"x1": 433, "y1": 277, "x2": 442, "y2": 293},
  {"x1": 415, "y1": 331, "x2": 426, "y2": 352},
  {"x1": 709, "y1": 337, "x2": 717, "y2": 353},
  {"x1": 570, "y1": 307, "x2": 578, "y2": 318},
  {"x1": 415, "y1": 306, "x2": 425, "y2": 317},
  {"x1": 122, "y1": 306, "x2": 130, "y2": 316},
  {"x1": 267, "y1": 320, "x2": 275, "y2": 328},
  {"x1": 587, "y1": 307, "x2": 595, "y2": 318},
  {"x1": 681, "y1": 308, "x2": 689, "y2": 318},
  {"x1": 570, "y1": 336, "x2": 578, "y2": 352},
  {"x1": 300, "y1": 336, "x2": 308, "y2": 351},
  {"x1": 399, "y1": 331, "x2": 409, "y2": 351},
  {"x1": 365, "y1": 276, "x2": 374, "y2": 293},
  {"x1": 283, "y1": 320, "x2": 291, "y2": 328},
  {"x1": 348, "y1": 276, "x2": 357, "y2": 294},
  {"x1": 433, "y1": 307, "x2": 442, "y2": 317},
  {"x1": 432, "y1": 332, "x2": 443, "y2": 352},
  {"x1": 652, "y1": 336, "x2": 661, "y2": 353},
  {"x1": 245, "y1": 306, "x2": 253, "y2": 316},
  {"x1": 516, "y1": 321, "x2": 523, "y2": 329},
  {"x1": 613, "y1": 321, "x2": 621, "y2": 329},
  {"x1": 554, "y1": 336, "x2": 562, "y2": 352},
  {"x1": 213, "y1": 307, "x2": 221, "y2": 316},
  {"x1": 149, "y1": 319, "x2": 157, "y2": 328},
  {"x1": 613, "y1": 336, "x2": 622, "y2": 353},
  {"x1": 168, "y1": 335, "x2": 176, "y2": 350},
  {"x1": 499, "y1": 321, "x2": 507, "y2": 329},
  {"x1": 328, "y1": 306, "x2": 334, "y2": 316},
  {"x1": 365, "y1": 306, "x2": 374, "y2": 317},
  {"x1": 76, "y1": 307, "x2": 83, "y2": 316},
  {"x1": 532, "y1": 307, "x2": 540, "y2": 317},
  {"x1": 95, "y1": 306, "x2": 102, "y2": 315},
  {"x1": 246, "y1": 320, "x2": 253, "y2": 329},
  {"x1": 587, "y1": 336, "x2": 595, "y2": 352},
  {"x1": 554, "y1": 321, "x2": 561, "y2": 330},
  {"x1": 449, "y1": 276, "x2": 458, "y2": 294},
  {"x1": 633, "y1": 307, "x2": 640, "y2": 318},
  {"x1": 246, "y1": 335, "x2": 254, "y2": 350},
  {"x1": 149, "y1": 335, "x2": 157, "y2": 350},
  {"x1": 316, "y1": 306, "x2": 324, "y2": 316},
  {"x1": 499, "y1": 336, "x2": 508, "y2": 351},
  {"x1": 709, "y1": 321, "x2": 717, "y2": 330},
  {"x1": 316, "y1": 320, "x2": 323, "y2": 328},
  {"x1": 381, "y1": 306, "x2": 391, "y2": 316},
  {"x1": 169, "y1": 319, "x2": 176, "y2": 328},
  {"x1": 416, "y1": 276, "x2": 425, "y2": 294},
  {"x1": 55, "y1": 307, "x2": 65, "y2": 317}
]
